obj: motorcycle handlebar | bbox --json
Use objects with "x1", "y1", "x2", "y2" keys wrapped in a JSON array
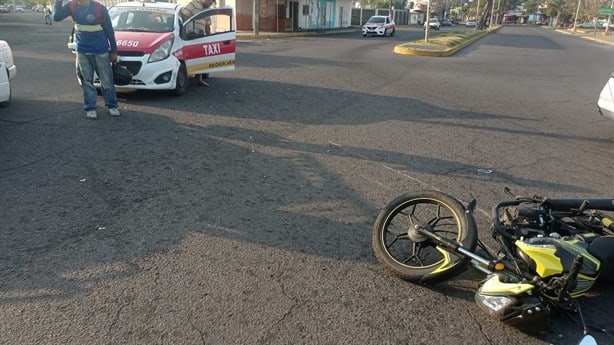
[{"x1": 542, "y1": 198, "x2": 614, "y2": 212}]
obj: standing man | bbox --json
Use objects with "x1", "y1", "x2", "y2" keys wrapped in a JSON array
[
  {"x1": 180, "y1": 0, "x2": 214, "y2": 87},
  {"x1": 43, "y1": 6, "x2": 52, "y2": 25},
  {"x1": 54, "y1": 0, "x2": 120, "y2": 119}
]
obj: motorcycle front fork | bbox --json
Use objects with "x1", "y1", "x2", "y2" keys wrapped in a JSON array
[{"x1": 414, "y1": 224, "x2": 499, "y2": 274}]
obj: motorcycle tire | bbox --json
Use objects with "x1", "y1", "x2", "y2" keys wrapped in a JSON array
[{"x1": 372, "y1": 190, "x2": 478, "y2": 284}]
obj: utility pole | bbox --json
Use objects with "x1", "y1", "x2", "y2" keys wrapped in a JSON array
[
  {"x1": 253, "y1": 0, "x2": 260, "y2": 35},
  {"x1": 606, "y1": 0, "x2": 613, "y2": 35},
  {"x1": 572, "y1": 0, "x2": 581, "y2": 31},
  {"x1": 425, "y1": 0, "x2": 431, "y2": 41}
]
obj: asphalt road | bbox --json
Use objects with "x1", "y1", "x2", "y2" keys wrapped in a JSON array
[{"x1": 2, "y1": 11, "x2": 614, "y2": 345}]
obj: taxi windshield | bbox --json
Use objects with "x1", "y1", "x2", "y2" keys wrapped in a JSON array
[
  {"x1": 110, "y1": 7, "x2": 175, "y2": 33},
  {"x1": 367, "y1": 17, "x2": 385, "y2": 24}
]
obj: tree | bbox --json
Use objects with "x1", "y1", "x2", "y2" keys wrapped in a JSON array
[
  {"x1": 476, "y1": 0, "x2": 493, "y2": 29},
  {"x1": 544, "y1": 0, "x2": 569, "y2": 27},
  {"x1": 361, "y1": 0, "x2": 408, "y2": 8},
  {"x1": 523, "y1": 0, "x2": 542, "y2": 13}
]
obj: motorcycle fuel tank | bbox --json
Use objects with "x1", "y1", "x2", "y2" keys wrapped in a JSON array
[{"x1": 515, "y1": 237, "x2": 600, "y2": 297}]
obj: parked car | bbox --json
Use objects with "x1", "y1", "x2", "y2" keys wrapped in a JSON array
[
  {"x1": 0, "y1": 5, "x2": 9, "y2": 13},
  {"x1": 0, "y1": 40, "x2": 17, "y2": 107},
  {"x1": 424, "y1": 17, "x2": 441, "y2": 30},
  {"x1": 579, "y1": 20, "x2": 605, "y2": 29},
  {"x1": 441, "y1": 19, "x2": 453, "y2": 26},
  {"x1": 14, "y1": 6, "x2": 24, "y2": 12},
  {"x1": 466, "y1": 20, "x2": 476, "y2": 27},
  {"x1": 69, "y1": 2, "x2": 237, "y2": 95},
  {"x1": 362, "y1": 15, "x2": 395, "y2": 37}
]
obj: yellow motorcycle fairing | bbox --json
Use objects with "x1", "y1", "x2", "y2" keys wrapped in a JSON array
[
  {"x1": 515, "y1": 240, "x2": 562, "y2": 278},
  {"x1": 515, "y1": 237, "x2": 601, "y2": 279},
  {"x1": 428, "y1": 246, "x2": 464, "y2": 275},
  {"x1": 567, "y1": 272, "x2": 599, "y2": 298}
]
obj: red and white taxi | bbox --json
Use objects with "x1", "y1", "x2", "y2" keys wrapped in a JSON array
[
  {"x1": 362, "y1": 15, "x2": 395, "y2": 37},
  {"x1": 103, "y1": 2, "x2": 235, "y2": 95}
]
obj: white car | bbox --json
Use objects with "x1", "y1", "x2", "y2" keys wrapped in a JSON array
[
  {"x1": 598, "y1": 73, "x2": 614, "y2": 120},
  {"x1": 70, "y1": 2, "x2": 236, "y2": 95},
  {"x1": 0, "y1": 40, "x2": 17, "y2": 107},
  {"x1": 362, "y1": 15, "x2": 395, "y2": 37},
  {"x1": 424, "y1": 18, "x2": 441, "y2": 30}
]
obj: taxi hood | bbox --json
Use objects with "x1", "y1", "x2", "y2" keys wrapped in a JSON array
[{"x1": 114, "y1": 31, "x2": 174, "y2": 54}]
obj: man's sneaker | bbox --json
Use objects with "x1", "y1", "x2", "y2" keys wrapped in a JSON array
[
  {"x1": 109, "y1": 108, "x2": 121, "y2": 117},
  {"x1": 86, "y1": 110, "x2": 98, "y2": 119}
]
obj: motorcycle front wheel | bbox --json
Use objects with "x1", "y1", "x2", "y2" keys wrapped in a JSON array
[{"x1": 372, "y1": 190, "x2": 477, "y2": 284}]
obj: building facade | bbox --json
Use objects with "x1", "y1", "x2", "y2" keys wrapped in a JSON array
[
  {"x1": 225, "y1": 0, "x2": 355, "y2": 32},
  {"x1": 98, "y1": 0, "x2": 356, "y2": 32}
]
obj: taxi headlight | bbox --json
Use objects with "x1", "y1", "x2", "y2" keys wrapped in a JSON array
[{"x1": 149, "y1": 40, "x2": 172, "y2": 63}]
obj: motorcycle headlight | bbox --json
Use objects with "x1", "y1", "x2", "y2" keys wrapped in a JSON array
[
  {"x1": 475, "y1": 293, "x2": 516, "y2": 317},
  {"x1": 149, "y1": 40, "x2": 172, "y2": 63}
]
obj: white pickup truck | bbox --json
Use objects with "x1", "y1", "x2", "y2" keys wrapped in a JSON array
[{"x1": 0, "y1": 40, "x2": 17, "y2": 107}]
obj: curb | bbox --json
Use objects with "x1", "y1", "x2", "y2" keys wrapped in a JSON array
[
  {"x1": 393, "y1": 26, "x2": 500, "y2": 57},
  {"x1": 555, "y1": 28, "x2": 614, "y2": 46},
  {"x1": 237, "y1": 28, "x2": 357, "y2": 39}
]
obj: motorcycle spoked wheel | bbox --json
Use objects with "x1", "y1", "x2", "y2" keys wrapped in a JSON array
[{"x1": 372, "y1": 190, "x2": 478, "y2": 284}]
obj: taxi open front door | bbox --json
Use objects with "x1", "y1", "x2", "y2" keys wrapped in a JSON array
[{"x1": 179, "y1": 7, "x2": 236, "y2": 76}]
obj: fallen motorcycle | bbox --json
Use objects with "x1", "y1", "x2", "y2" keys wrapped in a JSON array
[{"x1": 372, "y1": 189, "x2": 614, "y2": 343}]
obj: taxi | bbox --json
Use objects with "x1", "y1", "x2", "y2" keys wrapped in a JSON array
[
  {"x1": 362, "y1": 15, "x2": 395, "y2": 37},
  {"x1": 70, "y1": 2, "x2": 236, "y2": 95}
]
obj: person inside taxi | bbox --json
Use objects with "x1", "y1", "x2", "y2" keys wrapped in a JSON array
[
  {"x1": 54, "y1": 0, "x2": 120, "y2": 119},
  {"x1": 180, "y1": 0, "x2": 214, "y2": 87}
]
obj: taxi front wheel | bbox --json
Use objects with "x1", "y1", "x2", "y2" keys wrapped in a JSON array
[{"x1": 173, "y1": 64, "x2": 188, "y2": 96}]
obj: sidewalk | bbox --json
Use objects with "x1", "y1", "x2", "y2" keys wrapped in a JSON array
[{"x1": 555, "y1": 27, "x2": 614, "y2": 46}]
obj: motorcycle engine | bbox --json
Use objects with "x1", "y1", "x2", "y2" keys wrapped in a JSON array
[{"x1": 500, "y1": 202, "x2": 549, "y2": 237}]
